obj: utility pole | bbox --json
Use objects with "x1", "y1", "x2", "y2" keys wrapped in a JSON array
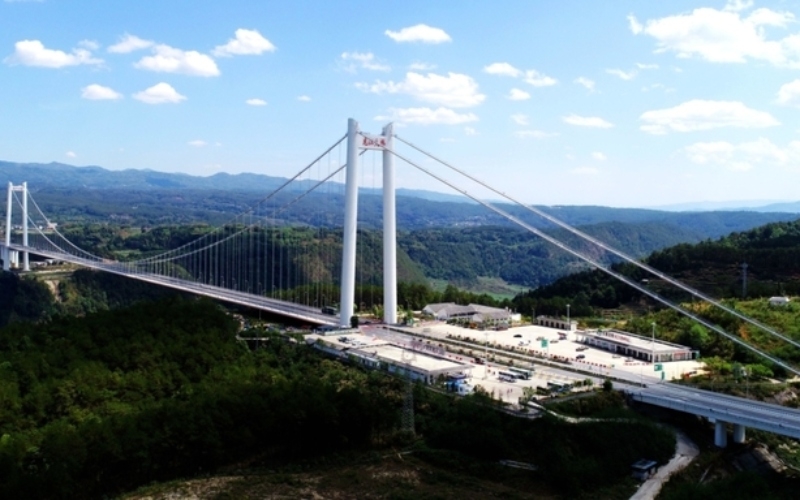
[
  {"x1": 651, "y1": 322, "x2": 656, "y2": 365},
  {"x1": 484, "y1": 330, "x2": 489, "y2": 380}
]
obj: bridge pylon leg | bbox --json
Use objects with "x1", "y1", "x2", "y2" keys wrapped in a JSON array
[
  {"x1": 732, "y1": 424, "x2": 746, "y2": 444},
  {"x1": 382, "y1": 122, "x2": 397, "y2": 325},
  {"x1": 22, "y1": 182, "x2": 29, "y2": 271},
  {"x1": 339, "y1": 118, "x2": 360, "y2": 328},
  {"x1": 714, "y1": 420, "x2": 728, "y2": 448}
]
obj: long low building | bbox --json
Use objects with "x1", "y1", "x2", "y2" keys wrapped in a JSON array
[
  {"x1": 422, "y1": 302, "x2": 521, "y2": 327},
  {"x1": 575, "y1": 328, "x2": 698, "y2": 363},
  {"x1": 306, "y1": 333, "x2": 473, "y2": 384}
]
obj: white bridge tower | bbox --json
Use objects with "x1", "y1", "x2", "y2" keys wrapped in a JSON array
[
  {"x1": 339, "y1": 118, "x2": 397, "y2": 327},
  {"x1": 2, "y1": 182, "x2": 29, "y2": 272}
]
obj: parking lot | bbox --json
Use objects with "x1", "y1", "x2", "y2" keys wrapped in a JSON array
[{"x1": 406, "y1": 322, "x2": 706, "y2": 386}]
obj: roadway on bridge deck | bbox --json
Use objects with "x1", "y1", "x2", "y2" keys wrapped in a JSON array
[
  {"x1": 9, "y1": 245, "x2": 339, "y2": 326},
  {"x1": 627, "y1": 383, "x2": 800, "y2": 440}
]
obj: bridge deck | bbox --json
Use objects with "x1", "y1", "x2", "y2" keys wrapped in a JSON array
[
  {"x1": 6, "y1": 245, "x2": 339, "y2": 327},
  {"x1": 628, "y1": 383, "x2": 800, "y2": 440}
]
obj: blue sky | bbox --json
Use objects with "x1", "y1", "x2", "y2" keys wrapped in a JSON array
[{"x1": 3, "y1": 0, "x2": 800, "y2": 208}]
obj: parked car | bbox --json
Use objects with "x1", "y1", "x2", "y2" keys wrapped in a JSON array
[
  {"x1": 576, "y1": 354, "x2": 586, "y2": 360},
  {"x1": 513, "y1": 334, "x2": 522, "y2": 338}
]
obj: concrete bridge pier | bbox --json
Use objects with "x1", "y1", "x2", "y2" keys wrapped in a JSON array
[
  {"x1": 0, "y1": 245, "x2": 19, "y2": 271},
  {"x1": 714, "y1": 420, "x2": 728, "y2": 448},
  {"x1": 733, "y1": 423, "x2": 746, "y2": 444}
]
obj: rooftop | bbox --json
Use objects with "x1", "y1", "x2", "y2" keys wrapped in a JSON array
[{"x1": 580, "y1": 329, "x2": 692, "y2": 354}]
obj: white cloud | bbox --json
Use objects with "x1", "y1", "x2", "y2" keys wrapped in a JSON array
[
  {"x1": 724, "y1": 0, "x2": 754, "y2": 13},
  {"x1": 632, "y1": 4, "x2": 800, "y2": 67},
  {"x1": 188, "y1": 140, "x2": 207, "y2": 147},
  {"x1": 4, "y1": 39, "x2": 102, "y2": 68},
  {"x1": 574, "y1": 77, "x2": 595, "y2": 91},
  {"x1": 606, "y1": 68, "x2": 637, "y2": 80},
  {"x1": 571, "y1": 166, "x2": 599, "y2": 175},
  {"x1": 409, "y1": 61, "x2": 436, "y2": 71},
  {"x1": 777, "y1": 79, "x2": 800, "y2": 107},
  {"x1": 464, "y1": 126, "x2": 477, "y2": 136},
  {"x1": 357, "y1": 72, "x2": 485, "y2": 108},
  {"x1": 81, "y1": 84, "x2": 123, "y2": 100},
  {"x1": 507, "y1": 88, "x2": 530, "y2": 100},
  {"x1": 628, "y1": 14, "x2": 644, "y2": 34},
  {"x1": 375, "y1": 107, "x2": 478, "y2": 125},
  {"x1": 297, "y1": 95, "x2": 311, "y2": 102},
  {"x1": 636, "y1": 62, "x2": 659, "y2": 70},
  {"x1": 246, "y1": 98, "x2": 267, "y2": 106},
  {"x1": 639, "y1": 99, "x2": 779, "y2": 134},
  {"x1": 523, "y1": 69, "x2": 557, "y2": 87},
  {"x1": 340, "y1": 51, "x2": 390, "y2": 72},
  {"x1": 213, "y1": 29, "x2": 276, "y2": 57},
  {"x1": 515, "y1": 130, "x2": 556, "y2": 139},
  {"x1": 684, "y1": 137, "x2": 800, "y2": 171},
  {"x1": 385, "y1": 24, "x2": 451, "y2": 44},
  {"x1": 440, "y1": 137, "x2": 456, "y2": 143},
  {"x1": 562, "y1": 114, "x2": 614, "y2": 128},
  {"x1": 78, "y1": 40, "x2": 99, "y2": 51},
  {"x1": 132, "y1": 82, "x2": 186, "y2": 104},
  {"x1": 135, "y1": 44, "x2": 219, "y2": 77},
  {"x1": 483, "y1": 62, "x2": 522, "y2": 77},
  {"x1": 642, "y1": 83, "x2": 675, "y2": 93},
  {"x1": 65, "y1": 151, "x2": 77, "y2": 158},
  {"x1": 592, "y1": 152, "x2": 607, "y2": 161},
  {"x1": 108, "y1": 34, "x2": 153, "y2": 53},
  {"x1": 511, "y1": 113, "x2": 529, "y2": 126}
]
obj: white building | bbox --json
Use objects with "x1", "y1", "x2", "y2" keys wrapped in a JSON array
[
  {"x1": 307, "y1": 333, "x2": 472, "y2": 384},
  {"x1": 769, "y1": 296, "x2": 791, "y2": 306},
  {"x1": 575, "y1": 328, "x2": 698, "y2": 363},
  {"x1": 422, "y1": 302, "x2": 514, "y2": 327}
]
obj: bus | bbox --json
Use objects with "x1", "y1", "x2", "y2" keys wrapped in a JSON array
[
  {"x1": 547, "y1": 381, "x2": 571, "y2": 393},
  {"x1": 509, "y1": 367, "x2": 533, "y2": 380},
  {"x1": 498, "y1": 371, "x2": 517, "y2": 382}
]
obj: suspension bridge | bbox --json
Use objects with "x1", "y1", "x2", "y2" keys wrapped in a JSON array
[{"x1": 2, "y1": 118, "x2": 800, "y2": 446}]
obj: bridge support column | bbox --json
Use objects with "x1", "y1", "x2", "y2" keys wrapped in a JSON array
[
  {"x1": 714, "y1": 420, "x2": 728, "y2": 448},
  {"x1": 3, "y1": 182, "x2": 14, "y2": 271},
  {"x1": 4, "y1": 182, "x2": 11, "y2": 271},
  {"x1": 339, "y1": 118, "x2": 360, "y2": 328},
  {"x1": 382, "y1": 122, "x2": 397, "y2": 325},
  {"x1": 733, "y1": 424, "x2": 746, "y2": 444},
  {"x1": 22, "y1": 182, "x2": 29, "y2": 272}
]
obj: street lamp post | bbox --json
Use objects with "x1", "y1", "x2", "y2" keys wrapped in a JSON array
[
  {"x1": 651, "y1": 322, "x2": 657, "y2": 381},
  {"x1": 484, "y1": 331, "x2": 489, "y2": 380},
  {"x1": 566, "y1": 304, "x2": 571, "y2": 331}
]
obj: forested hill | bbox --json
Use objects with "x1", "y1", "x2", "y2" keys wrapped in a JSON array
[
  {"x1": 28, "y1": 185, "x2": 800, "y2": 232},
  {"x1": 7, "y1": 158, "x2": 799, "y2": 233},
  {"x1": 399, "y1": 221, "x2": 718, "y2": 288},
  {"x1": 57, "y1": 218, "x2": 759, "y2": 293},
  {"x1": 512, "y1": 219, "x2": 800, "y2": 317}
]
